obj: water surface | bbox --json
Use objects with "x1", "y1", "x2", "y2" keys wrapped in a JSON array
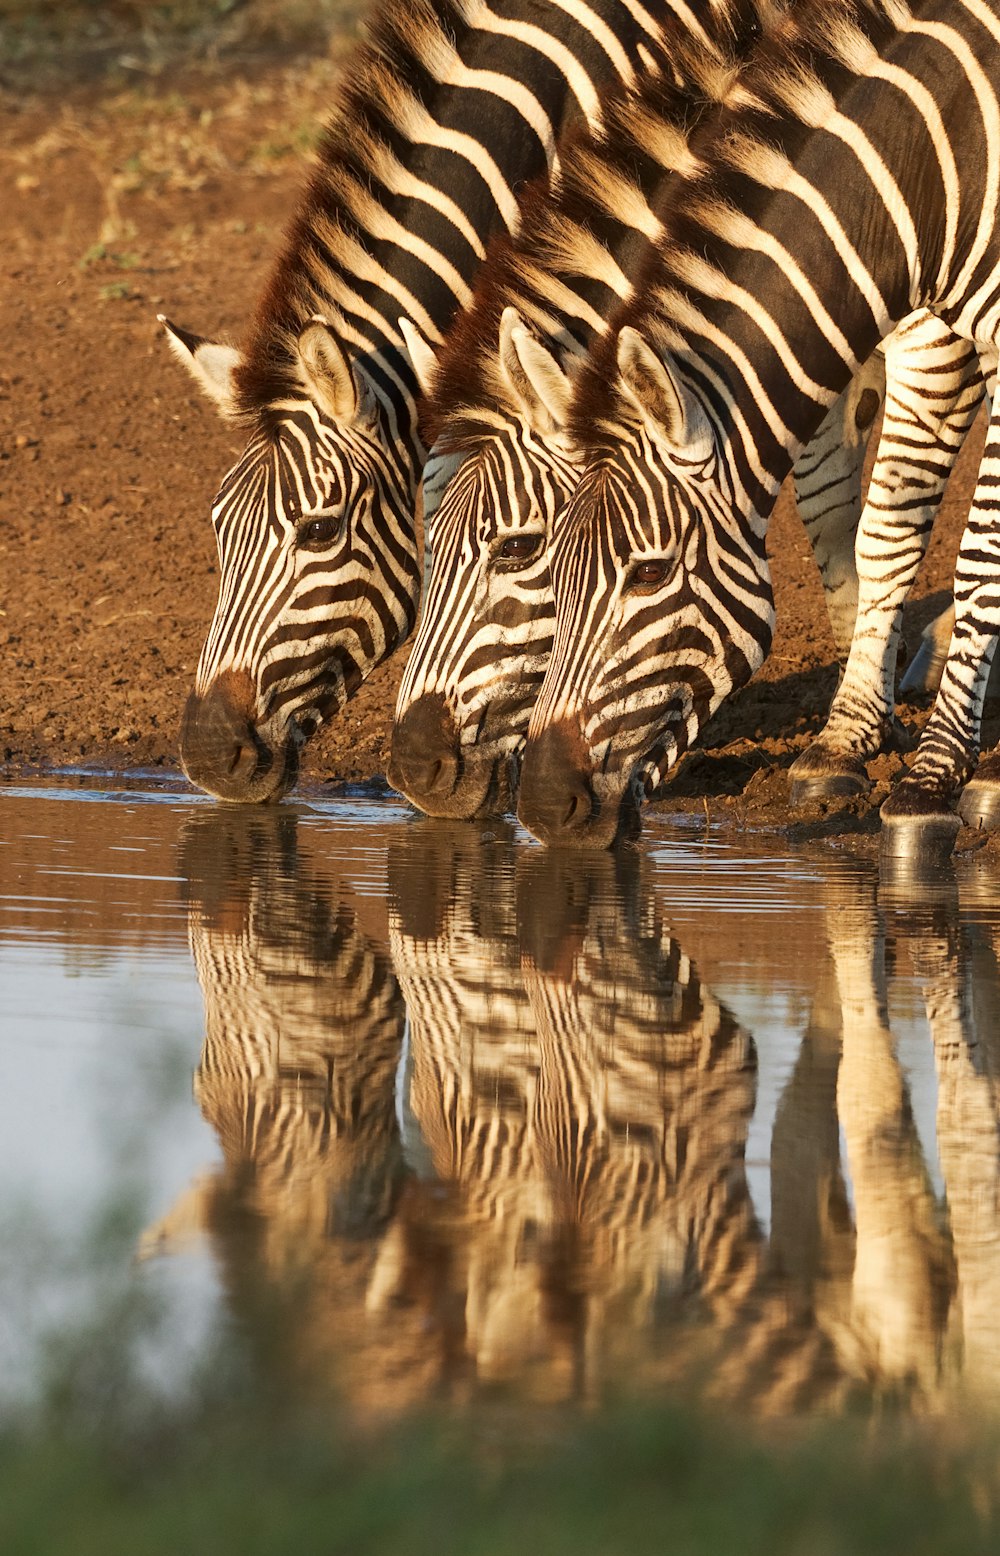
[{"x1": 3, "y1": 777, "x2": 1000, "y2": 1427}]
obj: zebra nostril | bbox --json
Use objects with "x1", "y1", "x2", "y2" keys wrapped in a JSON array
[
  {"x1": 388, "y1": 695, "x2": 462, "y2": 805},
  {"x1": 517, "y1": 718, "x2": 599, "y2": 842},
  {"x1": 227, "y1": 732, "x2": 265, "y2": 783},
  {"x1": 563, "y1": 785, "x2": 592, "y2": 828},
  {"x1": 180, "y1": 676, "x2": 288, "y2": 802}
]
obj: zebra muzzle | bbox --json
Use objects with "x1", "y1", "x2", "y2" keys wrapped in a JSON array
[
  {"x1": 180, "y1": 670, "x2": 293, "y2": 803},
  {"x1": 518, "y1": 718, "x2": 611, "y2": 847},
  {"x1": 388, "y1": 693, "x2": 462, "y2": 812}
]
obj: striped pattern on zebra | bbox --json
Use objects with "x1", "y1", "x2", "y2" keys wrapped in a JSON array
[
  {"x1": 163, "y1": 0, "x2": 675, "y2": 804},
  {"x1": 789, "y1": 315, "x2": 991, "y2": 806},
  {"x1": 388, "y1": 0, "x2": 789, "y2": 819},
  {"x1": 387, "y1": 0, "x2": 980, "y2": 826},
  {"x1": 514, "y1": 0, "x2": 1000, "y2": 853}
]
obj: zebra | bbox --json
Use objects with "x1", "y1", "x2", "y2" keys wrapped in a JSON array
[
  {"x1": 388, "y1": 0, "x2": 901, "y2": 819},
  {"x1": 388, "y1": 0, "x2": 988, "y2": 826},
  {"x1": 513, "y1": 0, "x2": 1000, "y2": 854},
  {"x1": 163, "y1": 0, "x2": 688, "y2": 803}
]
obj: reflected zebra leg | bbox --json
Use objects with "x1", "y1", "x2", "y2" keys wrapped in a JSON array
[
  {"x1": 925, "y1": 929, "x2": 1000, "y2": 1401},
  {"x1": 828, "y1": 876, "x2": 954, "y2": 1397},
  {"x1": 768, "y1": 953, "x2": 852, "y2": 1315},
  {"x1": 790, "y1": 313, "x2": 986, "y2": 806}
]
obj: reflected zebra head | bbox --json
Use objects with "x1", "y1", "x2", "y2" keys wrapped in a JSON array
[
  {"x1": 519, "y1": 326, "x2": 773, "y2": 849},
  {"x1": 387, "y1": 828, "x2": 761, "y2": 1400},
  {"x1": 389, "y1": 311, "x2": 579, "y2": 819},
  {"x1": 165, "y1": 316, "x2": 420, "y2": 803}
]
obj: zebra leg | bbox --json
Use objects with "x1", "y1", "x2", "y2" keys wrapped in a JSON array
[
  {"x1": 880, "y1": 404, "x2": 1000, "y2": 858},
  {"x1": 791, "y1": 351, "x2": 885, "y2": 661},
  {"x1": 789, "y1": 315, "x2": 985, "y2": 807}
]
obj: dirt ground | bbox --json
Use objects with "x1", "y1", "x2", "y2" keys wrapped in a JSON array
[{"x1": 1, "y1": 3, "x2": 993, "y2": 842}]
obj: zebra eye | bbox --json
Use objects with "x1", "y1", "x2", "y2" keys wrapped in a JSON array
[
  {"x1": 628, "y1": 558, "x2": 672, "y2": 591},
  {"x1": 494, "y1": 533, "x2": 543, "y2": 566},
  {"x1": 297, "y1": 514, "x2": 343, "y2": 550}
]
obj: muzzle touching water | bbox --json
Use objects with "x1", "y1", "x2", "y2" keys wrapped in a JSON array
[
  {"x1": 387, "y1": 692, "x2": 512, "y2": 819},
  {"x1": 517, "y1": 718, "x2": 635, "y2": 849},
  {"x1": 180, "y1": 669, "x2": 297, "y2": 803}
]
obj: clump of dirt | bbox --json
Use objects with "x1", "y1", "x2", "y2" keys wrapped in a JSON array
[{"x1": 0, "y1": 16, "x2": 991, "y2": 839}]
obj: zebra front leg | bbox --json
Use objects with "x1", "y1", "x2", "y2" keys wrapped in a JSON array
[
  {"x1": 789, "y1": 315, "x2": 985, "y2": 806},
  {"x1": 880, "y1": 404, "x2": 1000, "y2": 859},
  {"x1": 791, "y1": 351, "x2": 885, "y2": 661}
]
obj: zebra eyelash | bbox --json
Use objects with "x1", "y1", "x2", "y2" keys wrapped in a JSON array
[
  {"x1": 296, "y1": 512, "x2": 346, "y2": 550},
  {"x1": 489, "y1": 531, "x2": 546, "y2": 568},
  {"x1": 625, "y1": 556, "x2": 676, "y2": 592}
]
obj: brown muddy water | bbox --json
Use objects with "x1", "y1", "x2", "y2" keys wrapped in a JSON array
[{"x1": 2, "y1": 776, "x2": 1000, "y2": 1429}]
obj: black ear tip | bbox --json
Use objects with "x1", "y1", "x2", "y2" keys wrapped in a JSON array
[{"x1": 161, "y1": 316, "x2": 206, "y2": 354}]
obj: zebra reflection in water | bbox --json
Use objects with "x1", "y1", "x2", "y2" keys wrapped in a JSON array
[
  {"x1": 146, "y1": 812, "x2": 1000, "y2": 1417},
  {"x1": 142, "y1": 809, "x2": 413, "y2": 1415},
  {"x1": 387, "y1": 834, "x2": 850, "y2": 1410}
]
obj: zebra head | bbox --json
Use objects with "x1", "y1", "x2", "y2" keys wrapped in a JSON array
[
  {"x1": 164, "y1": 315, "x2": 420, "y2": 803},
  {"x1": 388, "y1": 311, "x2": 578, "y2": 818},
  {"x1": 519, "y1": 326, "x2": 773, "y2": 848}
]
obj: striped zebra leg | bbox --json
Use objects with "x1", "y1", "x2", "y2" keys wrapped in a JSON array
[
  {"x1": 880, "y1": 403, "x2": 1000, "y2": 857},
  {"x1": 790, "y1": 350, "x2": 886, "y2": 662},
  {"x1": 788, "y1": 313, "x2": 986, "y2": 807}
]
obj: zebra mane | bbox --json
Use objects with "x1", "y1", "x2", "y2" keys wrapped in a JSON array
[
  {"x1": 232, "y1": 0, "x2": 505, "y2": 421},
  {"x1": 422, "y1": 0, "x2": 799, "y2": 453},
  {"x1": 569, "y1": 0, "x2": 910, "y2": 451}
]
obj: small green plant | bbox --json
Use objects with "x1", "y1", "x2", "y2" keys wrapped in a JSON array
[
  {"x1": 78, "y1": 243, "x2": 107, "y2": 269},
  {"x1": 79, "y1": 246, "x2": 138, "y2": 272}
]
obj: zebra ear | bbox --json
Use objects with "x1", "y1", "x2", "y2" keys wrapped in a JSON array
[
  {"x1": 499, "y1": 307, "x2": 572, "y2": 435},
  {"x1": 297, "y1": 316, "x2": 377, "y2": 426},
  {"x1": 398, "y1": 317, "x2": 439, "y2": 397},
  {"x1": 615, "y1": 327, "x2": 713, "y2": 457},
  {"x1": 159, "y1": 315, "x2": 242, "y2": 418}
]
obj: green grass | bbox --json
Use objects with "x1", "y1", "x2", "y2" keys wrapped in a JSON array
[{"x1": 2, "y1": 1395, "x2": 998, "y2": 1556}]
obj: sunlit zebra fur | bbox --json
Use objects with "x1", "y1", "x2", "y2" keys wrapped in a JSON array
[
  {"x1": 165, "y1": 0, "x2": 674, "y2": 802},
  {"x1": 517, "y1": 0, "x2": 1000, "y2": 848}
]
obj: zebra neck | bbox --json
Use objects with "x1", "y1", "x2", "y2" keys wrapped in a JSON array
[
  {"x1": 428, "y1": 0, "x2": 769, "y2": 443},
  {"x1": 235, "y1": 0, "x2": 674, "y2": 421}
]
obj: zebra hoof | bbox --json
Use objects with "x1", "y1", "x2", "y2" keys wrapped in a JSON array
[
  {"x1": 789, "y1": 769, "x2": 870, "y2": 807},
  {"x1": 879, "y1": 808, "x2": 961, "y2": 866},
  {"x1": 956, "y1": 781, "x2": 1000, "y2": 833},
  {"x1": 788, "y1": 748, "x2": 870, "y2": 808}
]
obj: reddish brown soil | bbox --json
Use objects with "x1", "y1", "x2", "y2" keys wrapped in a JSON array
[{"x1": 1, "y1": 47, "x2": 991, "y2": 841}]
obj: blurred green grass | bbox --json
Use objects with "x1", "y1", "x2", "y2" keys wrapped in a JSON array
[
  {"x1": 0, "y1": 0, "x2": 362, "y2": 89},
  {"x1": 3, "y1": 1399, "x2": 999, "y2": 1556}
]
